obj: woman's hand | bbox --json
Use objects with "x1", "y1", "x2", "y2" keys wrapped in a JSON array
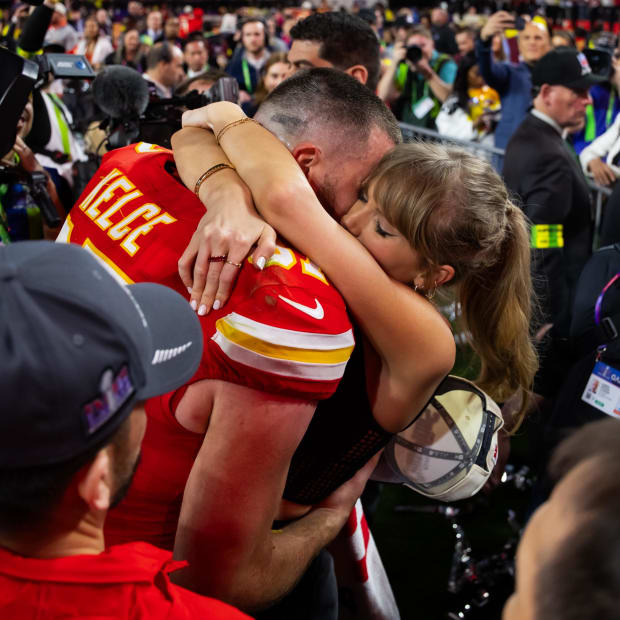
[
  {"x1": 179, "y1": 202, "x2": 276, "y2": 315},
  {"x1": 182, "y1": 102, "x2": 246, "y2": 134}
]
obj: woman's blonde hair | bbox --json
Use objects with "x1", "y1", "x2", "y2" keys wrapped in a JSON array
[{"x1": 368, "y1": 142, "x2": 538, "y2": 429}]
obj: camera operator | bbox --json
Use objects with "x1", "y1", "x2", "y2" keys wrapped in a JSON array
[
  {"x1": 1, "y1": 98, "x2": 64, "y2": 243},
  {"x1": 377, "y1": 25, "x2": 456, "y2": 129},
  {"x1": 143, "y1": 42, "x2": 185, "y2": 99}
]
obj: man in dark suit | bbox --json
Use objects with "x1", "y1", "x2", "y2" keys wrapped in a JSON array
[{"x1": 504, "y1": 48, "x2": 603, "y2": 394}]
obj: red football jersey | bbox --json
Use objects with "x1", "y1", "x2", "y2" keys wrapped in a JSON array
[
  {"x1": 59, "y1": 143, "x2": 354, "y2": 400},
  {"x1": 59, "y1": 143, "x2": 354, "y2": 549}
]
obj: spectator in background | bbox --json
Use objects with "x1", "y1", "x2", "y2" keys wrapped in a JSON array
[
  {"x1": 184, "y1": 34, "x2": 209, "y2": 78},
  {"x1": 95, "y1": 8, "x2": 111, "y2": 36},
  {"x1": 105, "y1": 27, "x2": 147, "y2": 73},
  {"x1": 551, "y1": 29, "x2": 576, "y2": 48},
  {"x1": 43, "y1": 3, "x2": 77, "y2": 52},
  {"x1": 243, "y1": 51, "x2": 292, "y2": 115},
  {"x1": 503, "y1": 48, "x2": 599, "y2": 397},
  {"x1": 143, "y1": 42, "x2": 185, "y2": 98},
  {"x1": 377, "y1": 25, "x2": 456, "y2": 128},
  {"x1": 163, "y1": 15, "x2": 183, "y2": 48},
  {"x1": 436, "y1": 53, "x2": 500, "y2": 148},
  {"x1": 141, "y1": 9, "x2": 163, "y2": 46},
  {"x1": 1, "y1": 3, "x2": 31, "y2": 52},
  {"x1": 455, "y1": 26, "x2": 476, "y2": 58},
  {"x1": 226, "y1": 18, "x2": 270, "y2": 99},
  {"x1": 287, "y1": 12, "x2": 381, "y2": 91},
  {"x1": 0, "y1": 241, "x2": 248, "y2": 620},
  {"x1": 477, "y1": 11, "x2": 551, "y2": 156},
  {"x1": 430, "y1": 6, "x2": 458, "y2": 55},
  {"x1": 266, "y1": 13, "x2": 288, "y2": 52},
  {"x1": 76, "y1": 16, "x2": 113, "y2": 70},
  {"x1": 125, "y1": 0, "x2": 146, "y2": 31}
]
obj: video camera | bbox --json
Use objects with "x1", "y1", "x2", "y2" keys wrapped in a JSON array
[
  {"x1": 0, "y1": 46, "x2": 94, "y2": 158},
  {"x1": 139, "y1": 78, "x2": 239, "y2": 149},
  {"x1": 93, "y1": 65, "x2": 239, "y2": 151},
  {"x1": 0, "y1": 46, "x2": 94, "y2": 227}
]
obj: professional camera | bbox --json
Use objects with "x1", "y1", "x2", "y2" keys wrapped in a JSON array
[
  {"x1": 406, "y1": 44, "x2": 423, "y2": 64},
  {"x1": 93, "y1": 66, "x2": 239, "y2": 151},
  {"x1": 584, "y1": 33, "x2": 618, "y2": 80},
  {"x1": 0, "y1": 47, "x2": 94, "y2": 227}
]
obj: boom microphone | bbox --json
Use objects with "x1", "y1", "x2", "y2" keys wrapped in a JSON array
[{"x1": 92, "y1": 66, "x2": 149, "y2": 119}]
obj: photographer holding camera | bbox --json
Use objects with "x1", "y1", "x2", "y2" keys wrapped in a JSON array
[
  {"x1": 0, "y1": 96, "x2": 65, "y2": 243},
  {"x1": 377, "y1": 25, "x2": 456, "y2": 128}
]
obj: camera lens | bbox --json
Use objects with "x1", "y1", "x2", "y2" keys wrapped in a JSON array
[{"x1": 406, "y1": 45, "x2": 423, "y2": 64}]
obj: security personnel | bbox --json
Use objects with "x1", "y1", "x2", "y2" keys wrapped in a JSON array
[{"x1": 503, "y1": 48, "x2": 603, "y2": 393}]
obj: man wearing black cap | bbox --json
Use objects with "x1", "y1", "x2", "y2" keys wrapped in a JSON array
[
  {"x1": 0, "y1": 241, "x2": 247, "y2": 619},
  {"x1": 503, "y1": 48, "x2": 603, "y2": 395}
]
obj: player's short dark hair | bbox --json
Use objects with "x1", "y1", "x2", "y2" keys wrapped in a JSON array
[
  {"x1": 146, "y1": 42, "x2": 174, "y2": 70},
  {"x1": 0, "y1": 417, "x2": 132, "y2": 536},
  {"x1": 256, "y1": 68, "x2": 401, "y2": 153},
  {"x1": 290, "y1": 12, "x2": 381, "y2": 92}
]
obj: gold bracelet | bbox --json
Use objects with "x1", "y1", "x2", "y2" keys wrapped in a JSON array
[
  {"x1": 215, "y1": 118, "x2": 260, "y2": 145},
  {"x1": 194, "y1": 163, "x2": 235, "y2": 197}
]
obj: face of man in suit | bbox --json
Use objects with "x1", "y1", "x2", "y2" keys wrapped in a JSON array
[{"x1": 535, "y1": 84, "x2": 592, "y2": 128}]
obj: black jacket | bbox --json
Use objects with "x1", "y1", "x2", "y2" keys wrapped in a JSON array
[{"x1": 503, "y1": 113, "x2": 593, "y2": 336}]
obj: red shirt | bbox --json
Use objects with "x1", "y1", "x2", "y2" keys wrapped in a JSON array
[
  {"x1": 58, "y1": 143, "x2": 354, "y2": 549},
  {"x1": 0, "y1": 542, "x2": 251, "y2": 619}
]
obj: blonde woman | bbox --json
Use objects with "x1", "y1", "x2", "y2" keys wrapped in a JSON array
[{"x1": 173, "y1": 101, "x2": 537, "y2": 501}]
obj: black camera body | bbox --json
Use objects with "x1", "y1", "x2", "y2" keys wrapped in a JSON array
[
  {"x1": 118, "y1": 77, "x2": 240, "y2": 150},
  {"x1": 406, "y1": 45, "x2": 423, "y2": 64}
]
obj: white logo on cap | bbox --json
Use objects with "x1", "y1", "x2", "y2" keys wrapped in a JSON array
[{"x1": 152, "y1": 341, "x2": 193, "y2": 365}]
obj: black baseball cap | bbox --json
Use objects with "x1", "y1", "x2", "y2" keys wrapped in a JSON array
[
  {"x1": 0, "y1": 241, "x2": 203, "y2": 468},
  {"x1": 532, "y1": 48, "x2": 606, "y2": 90}
]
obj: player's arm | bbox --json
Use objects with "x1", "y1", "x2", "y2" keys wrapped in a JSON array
[
  {"x1": 171, "y1": 380, "x2": 349, "y2": 611},
  {"x1": 175, "y1": 105, "x2": 454, "y2": 432}
]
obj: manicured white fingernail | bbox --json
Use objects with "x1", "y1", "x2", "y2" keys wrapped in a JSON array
[
  {"x1": 187, "y1": 287, "x2": 193, "y2": 294},
  {"x1": 190, "y1": 300, "x2": 197, "y2": 311},
  {"x1": 213, "y1": 299, "x2": 221, "y2": 310},
  {"x1": 256, "y1": 256, "x2": 266, "y2": 270},
  {"x1": 198, "y1": 304, "x2": 207, "y2": 316}
]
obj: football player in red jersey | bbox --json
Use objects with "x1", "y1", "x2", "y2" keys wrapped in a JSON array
[{"x1": 57, "y1": 70, "x2": 400, "y2": 614}]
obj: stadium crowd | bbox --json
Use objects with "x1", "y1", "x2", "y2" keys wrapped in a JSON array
[{"x1": 3, "y1": 1, "x2": 620, "y2": 618}]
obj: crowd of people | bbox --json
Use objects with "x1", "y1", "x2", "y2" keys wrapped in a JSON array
[{"x1": 3, "y1": 1, "x2": 620, "y2": 619}]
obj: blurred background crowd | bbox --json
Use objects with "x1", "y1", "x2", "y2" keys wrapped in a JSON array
[{"x1": 4, "y1": 0, "x2": 620, "y2": 618}]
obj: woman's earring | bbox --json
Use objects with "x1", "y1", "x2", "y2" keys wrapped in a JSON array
[
  {"x1": 426, "y1": 281, "x2": 438, "y2": 300},
  {"x1": 413, "y1": 283, "x2": 419, "y2": 293}
]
